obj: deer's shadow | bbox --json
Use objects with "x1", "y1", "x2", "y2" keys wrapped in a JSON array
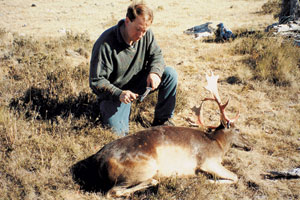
[{"x1": 70, "y1": 154, "x2": 112, "y2": 193}]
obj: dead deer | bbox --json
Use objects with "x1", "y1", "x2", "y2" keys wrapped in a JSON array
[{"x1": 71, "y1": 72, "x2": 240, "y2": 198}]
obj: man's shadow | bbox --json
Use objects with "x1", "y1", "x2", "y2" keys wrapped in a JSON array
[
  {"x1": 9, "y1": 87, "x2": 101, "y2": 125},
  {"x1": 9, "y1": 86, "x2": 152, "y2": 128}
]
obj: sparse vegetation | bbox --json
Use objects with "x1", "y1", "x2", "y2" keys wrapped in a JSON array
[
  {"x1": 261, "y1": 0, "x2": 281, "y2": 18},
  {"x1": 232, "y1": 31, "x2": 300, "y2": 86},
  {"x1": 0, "y1": 0, "x2": 300, "y2": 199}
]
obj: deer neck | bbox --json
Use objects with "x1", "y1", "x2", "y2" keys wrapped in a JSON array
[{"x1": 212, "y1": 129, "x2": 234, "y2": 151}]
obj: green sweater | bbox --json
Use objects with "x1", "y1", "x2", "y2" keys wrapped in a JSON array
[{"x1": 89, "y1": 19, "x2": 166, "y2": 101}]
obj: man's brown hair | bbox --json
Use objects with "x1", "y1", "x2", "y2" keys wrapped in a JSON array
[{"x1": 126, "y1": 2, "x2": 153, "y2": 23}]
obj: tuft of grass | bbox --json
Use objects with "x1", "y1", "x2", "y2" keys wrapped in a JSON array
[
  {"x1": 232, "y1": 32, "x2": 300, "y2": 86},
  {"x1": 130, "y1": 175, "x2": 223, "y2": 200},
  {"x1": 261, "y1": 0, "x2": 281, "y2": 18}
]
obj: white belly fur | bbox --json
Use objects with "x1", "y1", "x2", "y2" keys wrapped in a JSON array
[{"x1": 155, "y1": 145, "x2": 197, "y2": 177}]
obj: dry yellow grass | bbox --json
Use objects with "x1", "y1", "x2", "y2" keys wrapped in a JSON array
[{"x1": 1, "y1": 0, "x2": 300, "y2": 199}]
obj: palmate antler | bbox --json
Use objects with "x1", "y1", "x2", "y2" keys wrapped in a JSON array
[{"x1": 198, "y1": 72, "x2": 239, "y2": 129}]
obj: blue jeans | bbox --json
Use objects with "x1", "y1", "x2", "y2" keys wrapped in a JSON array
[{"x1": 99, "y1": 66, "x2": 178, "y2": 136}]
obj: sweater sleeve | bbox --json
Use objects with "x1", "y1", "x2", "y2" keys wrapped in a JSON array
[
  {"x1": 146, "y1": 29, "x2": 166, "y2": 77},
  {"x1": 89, "y1": 43, "x2": 122, "y2": 101}
]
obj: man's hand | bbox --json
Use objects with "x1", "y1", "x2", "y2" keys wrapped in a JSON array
[
  {"x1": 119, "y1": 90, "x2": 138, "y2": 104},
  {"x1": 147, "y1": 73, "x2": 161, "y2": 90}
]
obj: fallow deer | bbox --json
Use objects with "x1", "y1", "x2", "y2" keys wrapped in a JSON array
[{"x1": 71, "y1": 72, "x2": 240, "y2": 198}]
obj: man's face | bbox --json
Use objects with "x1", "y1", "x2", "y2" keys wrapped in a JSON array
[{"x1": 125, "y1": 15, "x2": 151, "y2": 43}]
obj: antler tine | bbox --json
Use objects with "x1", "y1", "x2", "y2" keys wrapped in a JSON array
[
  {"x1": 220, "y1": 98, "x2": 240, "y2": 125},
  {"x1": 204, "y1": 71, "x2": 221, "y2": 104}
]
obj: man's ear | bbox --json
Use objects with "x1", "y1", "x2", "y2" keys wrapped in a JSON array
[{"x1": 125, "y1": 17, "x2": 131, "y2": 25}]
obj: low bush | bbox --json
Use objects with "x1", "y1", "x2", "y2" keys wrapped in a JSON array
[
  {"x1": 232, "y1": 31, "x2": 300, "y2": 86},
  {"x1": 261, "y1": 0, "x2": 281, "y2": 18}
]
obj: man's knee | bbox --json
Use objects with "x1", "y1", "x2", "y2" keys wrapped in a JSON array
[
  {"x1": 162, "y1": 66, "x2": 178, "y2": 85},
  {"x1": 99, "y1": 100, "x2": 130, "y2": 136}
]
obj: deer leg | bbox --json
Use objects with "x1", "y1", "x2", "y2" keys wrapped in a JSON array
[
  {"x1": 106, "y1": 179, "x2": 158, "y2": 198},
  {"x1": 201, "y1": 159, "x2": 238, "y2": 183}
]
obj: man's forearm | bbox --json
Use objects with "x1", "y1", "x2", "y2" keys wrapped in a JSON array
[{"x1": 90, "y1": 77, "x2": 123, "y2": 101}]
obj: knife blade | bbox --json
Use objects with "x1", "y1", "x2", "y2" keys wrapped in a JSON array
[{"x1": 138, "y1": 87, "x2": 152, "y2": 102}]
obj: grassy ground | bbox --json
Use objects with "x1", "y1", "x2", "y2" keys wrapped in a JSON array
[{"x1": 1, "y1": 0, "x2": 300, "y2": 199}]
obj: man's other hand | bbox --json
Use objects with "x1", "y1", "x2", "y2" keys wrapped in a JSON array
[{"x1": 147, "y1": 73, "x2": 161, "y2": 90}]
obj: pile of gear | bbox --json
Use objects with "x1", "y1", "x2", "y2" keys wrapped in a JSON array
[{"x1": 184, "y1": 22, "x2": 235, "y2": 42}]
